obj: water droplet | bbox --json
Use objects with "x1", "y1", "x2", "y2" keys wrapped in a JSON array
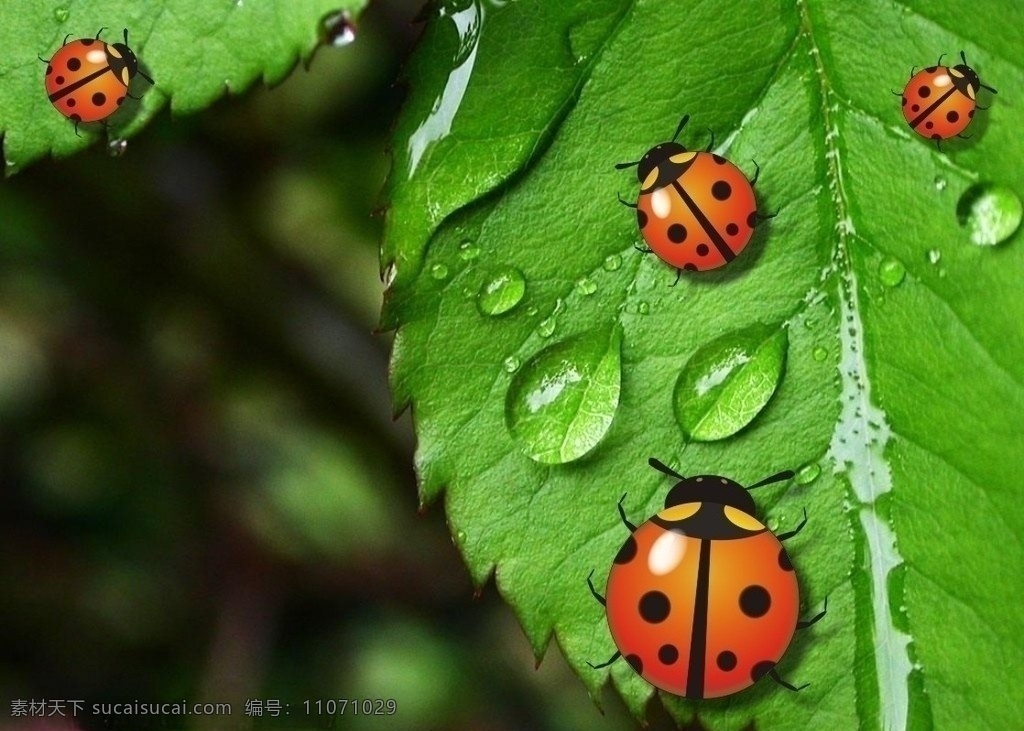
[
  {"x1": 637, "y1": 301, "x2": 650, "y2": 315},
  {"x1": 795, "y1": 462, "x2": 821, "y2": 485},
  {"x1": 804, "y1": 318, "x2": 816, "y2": 329},
  {"x1": 673, "y1": 323, "x2": 788, "y2": 442},
  {"x1": 575, "y1": 276, "x2": 597, "y2": 296},
  {"x1": 458, "y1": 240, "x2": 480, "y2": 260},
  {"x1": 934, "y1": 177, "x2": 947, "y2": 191},
  {"x1": 430, "y1": 263, "x2": 449, "y2": 280},
  {"x1": 234, "y1": 0, "x2": 244, "y2": 7},
  {"x1": 812, "y1": 346, "x2": 828, "y2": 362},
  {"x1": 603, "y1": 254, "x2": 622, "y2": 271},
  {"x1": 106, "y1": 139, "x2": 127, "y2": 157},
  {"x1": 382, "y1": 262, "x2": 397, "y2": 288},
  {"x1": 455, "y1": 529, "x2": 467, "y2": 544},
  {"x1": 53, "y1": 6, "x2": 69, "y2": 22},
  {"x1": 956, "y1": 182, "x2": 1023, "y2": 246},
  {"x1": 537, "y1": 316, "x2": 557, "y2": 338},
  {"x1": 476, "y1": 266, "x2": 525, "y2": 316},
  {"x1": 878, "y1": 257, "x2": 905, "y2": 287},
  {"x1": 525, "y1": 306, "x2": 538, "y2": 317},
  {"x1": 927, "y1": 249, "x2": 941, "y2": 265},
  {"x1": 321, "y1": 10, "x2": 356, "y2": 47},
  {"x1": 503, "y1": 356, "x2": 520, "y2": 373},
  {"x1": 505, "y1": 326, "x2": 622, "y2": 464}
]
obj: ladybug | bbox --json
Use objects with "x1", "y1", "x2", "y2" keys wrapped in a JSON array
[
  {"x1": 42, "y1": 28, "x2": 153, "y2": 133},
  {"x1": 900, "y1": 51, "x2": 997, "y2": 146},
  {"x1": 617, "y1": 116, "x2": 767, "y2": 279},
  {"x1": 586, "y1": 457, "x2": 826, "y2": 699}
]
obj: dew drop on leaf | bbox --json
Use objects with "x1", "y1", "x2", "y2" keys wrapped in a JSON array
[
  {"x1": 956, "y1": 182, "x2": 1023, "y2": 247},
  {"x1": 525, "y1": 305, "x2": 538, "y2": 317},
  {"x1": 926, "y1": 249, "x2": 941, "y2": 265},
  {"x1": 794, "y1": 462, "x2": 821, "y2": 485},
  {"x1": 603, "y1": 254, "x2": 622, "y2": 271},
  {"x1": 636, "y1": 301, "x2": 650, "y2": 315},
  {"x1": 813, "y1": 346, "x2": 828, "y2": 362},
  {"x1": 458, "y1": 240, "x2": 480, "y2": 260},
  {"x1": 430, "y1": 263, "x2": 449, "y2": 280},
  {"x1": 476, "y1": 266, "x2": 525, "y2": 316},
  {"x1": 575, "y1": 276, "x2": 597, "y2": 295},
  {"x1": 106, "y1": 139, "x2": 127, "y2": 158},
  {"x1": 878, "y1": 257, "x2": 905, "y2": 287},
  {"x1": 934, "y1": 176, "x2": 947, "y2": 191},
  {"x1": 673, "y1": 323, "x2": 788, "y2": 442},
  {"x1": 537, "y1": 316, "x2": 557, "y2": 338},
  {"x1": 455, "y1": 529, "x2": 467, "y2": 544},
  {"x1": 53, "y1": 6, "x2": 69, "y2": 22},
  {"x1": 321, "y1": 10, "x2": 356, "y2": 47},
  {"x1": 505, "y1": 325, "x2": 623, "y2": 464},
  {"x1": 503, "y1": 356, "x2": 520, "y2": 373}
]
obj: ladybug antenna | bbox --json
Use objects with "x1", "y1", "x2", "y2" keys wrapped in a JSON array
[
  {"x1": 746, "y1": 470, "x2": 795, "y2": 491},
  {"x1": 960, "y1": 50, "x2": 968, "y2": 66},
  {"x1": 670, "y1": 114, "x2": 691, "y2": 142},
  {"x1": 615, "y1": 159, "x2": 641, "y2": 170},
  {"x1": 648, "y1": 457, "x2": 685, "y2": 481},
  {"x1": 124, "y1": 28, "x2": 130, "y2": 45}
]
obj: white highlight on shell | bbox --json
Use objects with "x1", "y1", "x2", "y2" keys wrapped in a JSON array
[
  {"x1": 86, "y1": 49, "x2": 106, "y2": 64},
  {"x1": 650, "y1": 187, "x2": 672, "y2": 219},
  {"x1": 647, "y1": 530, "x2": 687, "y2": 576}
]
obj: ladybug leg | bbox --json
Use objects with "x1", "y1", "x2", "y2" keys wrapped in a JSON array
[
  {"x1": 617, "y1": 193, "x2": 637, "y2": 209},
  {"x1": 767, "y1": 668, "x2": 809, "y2": 692},
  {"x1": 749, "y1": 160, "x2": 761, "y2": 187},
  {"x1": 586, "y1": 570, "x2": 606, "y2": 606},
  {"x1": 670, "y1": 268, "x2": 682, "y2": 287},
  {"x1": 704, "y1": 129, "x2": 715, "y2": 153},
  {"x1": 975, "y1": 103, "x2": 991, "y2": 110},
  {"x1": 617, "y1": 494, "x2": 636, "y2": 532},
  {"x1": 633, "y1": 242, "x2": 654, "y2": 254},
  {"x1": 72, "y1": 119, "x2": 82, "y2": 137},
  {"x1": 797, "y1": 596, "x2": 828, "y2": 630},
  {"x1": 909, "y1": 65, "x2": 918, "y2": 77},
  {"x1": 776, "y1": 508, "x2": 807, "y2": 542},
  {"x1": 37, "y1": 55, "x2": 49, "y2": 63},
  {"x1": 587, "y1": 651, "x2": 621, "y2": 670},
  {"x1": 62, "y1": 33, "x2": 72, "y2": 46},
  {"x1": 957, "y1": 133, "x2": 972, "y2": 140},
  {"x1": 979, "y1": 83, "x2": 998, "y2": 94}
]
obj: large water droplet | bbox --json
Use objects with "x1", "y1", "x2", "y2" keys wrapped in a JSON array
[
  {"x1": 506, "y1": 326, "x2": 623, "y2": 464},
  {"x1": 812, "y1": 346, "x2": 828, "y2": 362},
  {"x1": 575, "y1": 276, "x2": 597, "y2": 296},
  {"x1": 476, "y1": 266, "x2": 525, "y2": 316},
  {"x1": 430, "y1": 263, "x2": 449, "y2": 280},
  {"x1": 458, "y1": 239, "x2": 480, "y2": 260},
  {"x1": 673, "y1": 323, "x2": 788, "y2": 442},
  {"x1": 794, "y1": 462, "x2": 821, "y2": 485},
  {"x1": 53, "y1": 6, "x2": 69, "y2": 22},
  {"x1": 956, "y1": 182, "x2": 1023, "y2": 246},
  {"x1": 321, "y1": 10, "x2": 356, "y2": 47},
  {"x1": 603, "y1": 254, "x2": 622, "y2": 271},
  {"x1": 878, "y1": 257, "x2": 905, "y2": 287},
  {"x1": 107, "y1": 139, "x2": 127, "y2": 158},
  {"x1": 503, "y1": 356, "x2": 520, "y2": 373}
]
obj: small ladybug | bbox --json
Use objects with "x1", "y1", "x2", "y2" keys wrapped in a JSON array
[
  {"x1": 900, "y1": 51, "x2": 997, "y2": 146},
  {"x1": 617, "y1": 116, "x2": 767, "y2": 279},
  {"x1": 587, "y1": 458, "x2": 826, "y2": 699},
  {"x1": 42, "y1": 28, "x2": 153, "y2": 133}
]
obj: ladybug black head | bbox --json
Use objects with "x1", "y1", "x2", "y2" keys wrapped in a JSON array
[
  {"x1": 107, "y1": 29, "x2": 153, "y2": 86},
  {"x1": 649, "y1": 457, "x2": 794, "y2": 517},
  {"x1": 636, "y1": 141, "x2": 688, "y2": 184},
  {"x1": 950, "y1": 51, "x2": 997, "y2": 97}
]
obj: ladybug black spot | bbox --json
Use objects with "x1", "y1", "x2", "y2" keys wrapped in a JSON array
[
  {"x1": 712, "y1": 154, "x2": 727, "y2": 165},
  {"x1": 925, "y1": 121, "x2": 934, "y2": 129},
  {"x1": 67, "y1": 57, "x2": 81, "y2": 71},
  {"x1": 751, "y1": 660, "x2": 775, "y2": 682},
  {"x1": 911, "y1": 103, "x2": 920, "y2": 112},
  {"x1": 92, "y1": 92, "x2": 106, "y2": 106},
  {"x1": 55, "y1": 75, "x2": 65, "y2": 84},
  {"x1": 658, "y1": 644, "x2": 679, "y2": 665},
  {"x1": 636, "y1": 209, "x2": 648, "y2": 229},
  {"x1": 66, "y1": 98, "x2": 76, "y2": 107},
  {"x1": 668, "y1": 223, "x2": 687, "y2": 243},
  {"x1": 46, "y1": 64, "x2": 53, "y2": 75},
  {"x1": 901, "y1": 96, "x2": 907, "y2": 106},
  {"x1": 739, "y1": 585, "x2": 771, "y2": 617},
  {"x1": 683, "y1": 263, "x2": 698, "y2": 272},
  {"x1": 968, "y1": 109, "x2": 975, "y2": 118},
  {"x1": 946, "y1": 110, "x2": 959, "y2": 123},
  {"x1": 747, "y1": 211, "x2": 758, "y2": 229},
  {"x1": 778, "y1": 547, "x2": 793, "y2": 572},
  {"x1": 931, "y1": 133, "x2": 942, "y2": 140},
  {"x1": 717, "y1": 651, "x2": 737, "y2": 671},
  {"x1": 626, "y1": 654, "x2": 643, "y2": 674},
  {"x1": 925, "y1": 65, "x2": 937, "y2": 73},
  {"x1": 639, "y1": 591, "x2": 670, "y2": 623},
  {"x1": 615, "y1": 535, "x2": 637, "y2": 565},
  {"x1": 117, "y1": 96, "x2": 125, "y2": 106},
  {"x1": 81, "y1": 38, "x2": 95, "y2": 46},
  {"x1": 918, "y1": 85, "x2": 931, "y2": 98},
  {"x1": 711, "y1": 180, "x2": 732, "y2": 201},
  {"x1": 69, "y1": 113, "x2": 81, "y2": 122},
  {"x1": 696, "y1": 244, "x2": 709, "y2": 257},
  {"x1": 726, "y1": 222, "x2": 739, "y2": 236}
]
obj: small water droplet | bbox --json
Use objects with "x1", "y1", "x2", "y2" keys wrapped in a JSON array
[
  {"x1": 795, "y1": 462, "x2": 821, "y2": 485},
  {"x1": 637, "y1": 301, "x2": 650, "y2": 315},
  {"x1": 430, "y1": 263, "x2": 449, "y2": 280},
  {"x1": 537, "y1": 316, "x2": 557, "y2": 338},
  {"x1": 927, "y1": 249, "x2": 941, "y2": 265},
  {"x1": 106, "y1": 138, "x2": 127, "y2": 157},
  {"x1": 53, "y1": 6, "x2": 69, "y2": 22},
  {"x1": 934, "y1": 177, "x2": 947, "y2": 191},
  {"x1": 458, "y1": 240, "x2": 480, "y2": 260},
  {"x1": 603, "y1": 254, "x2": 622, "y2": 271},
  {"x1": 673, "y1": 323, "x2": 788, "y2": 442},
  {"x1": 575, "y1": 276, "x2": 597, "y2": 296},
  {"x1": 382, "y1": 262, "x2": 397, "y2": 288},
  {"x1": 234, "y1": 0, "x2": 244, "y2": 7},
  {"x1": 878, "y1": 257, "x2": 906, "y2": 287},
  {"x1": 476, "y1": 266, "x2": 525, "y2": 316},
  {"x1": 321, "y1": 10, "x2": 356, "y2": 47},
  {"x1": 455, "y1": 529, "x2": 466, "y2": 544},
  {"x1": 525, "y1": 306, "x2": 538, "y2": 317},
  {"x1": 956, "y1": 182, "x2": 1022, "y2": 246},
  {"x1": 804, "y1": 318, "x2": 816, "y2": 329},
  {"x1": 812, "y1": 346, "x2": 828, "y2": 362},
  {"x1": 505, "y1": 326, "x2": 623, "y2": 464},
  {"x1": 503, "y1": 356, "x2": 520, "y2": 373}
]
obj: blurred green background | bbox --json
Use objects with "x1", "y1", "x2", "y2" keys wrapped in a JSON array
[{"x1": 0, "y1": 2, "x2": 688, "y2": 729}]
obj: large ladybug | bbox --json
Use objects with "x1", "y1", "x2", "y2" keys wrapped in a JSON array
[
  {"x1": 617, "y1": 116, "x2": 766, "y2": 279},
  {"x1": 900, "y1": 51, "x2": 997, "y2": 146},
  {"x1": 586, "y1": 458, "x2": 826, "y2": 699},
  {"x1": 42, "y1": 28, "x2": 153, "y2": 133}
]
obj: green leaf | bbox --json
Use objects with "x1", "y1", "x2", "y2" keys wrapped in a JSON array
[
  {"x1": 384, "y1": 0, "x2": 1024, "y2": 728},
  {"x1": 0, "y1": 0, "x2": 366, "y2": 173}
]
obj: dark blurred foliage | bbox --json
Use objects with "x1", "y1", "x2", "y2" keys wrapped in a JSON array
[{"x1": 0, "y1": 2, "x2": 691, "y2": 729}]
